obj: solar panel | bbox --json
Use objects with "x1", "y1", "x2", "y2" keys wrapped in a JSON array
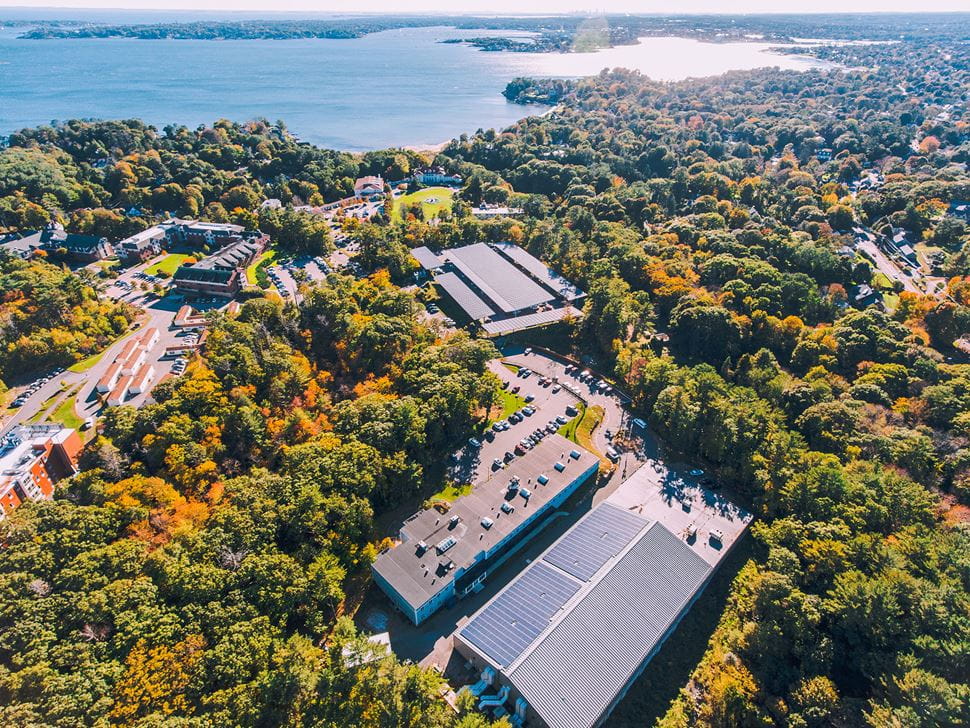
[
  {"x1": 542, "y1": 503, "x2": 648, "y2": 581},
  {"x1": 460, "y1": 562, "x2": 581, "y2": 667},
  {"x1": 435, "y1": 271, "x2": 496, "y2": 320}
]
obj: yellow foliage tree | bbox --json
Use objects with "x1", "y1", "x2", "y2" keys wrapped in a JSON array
[{"x1": 109, "y1": 634, "x2": 205, "y2": 724}]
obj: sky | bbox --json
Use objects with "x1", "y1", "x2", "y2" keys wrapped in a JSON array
[{"x1": 1, "y1": 1, "x2": 968, "y2": 12}]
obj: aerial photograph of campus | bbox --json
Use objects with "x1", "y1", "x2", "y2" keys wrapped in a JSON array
[{"x1": 0, "y1": 0, "x2": 967, "y2": 726}]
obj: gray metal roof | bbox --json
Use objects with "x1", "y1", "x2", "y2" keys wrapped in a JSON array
[
  {"x1": 508, "y1": 521, "x2": 713, "y2": 728},
  {"x1": 435, "y1": 271, "x2": 496, "y2": 321},
  {"x1": 410, "y1": 246, "x2": 444, "y2": 270},
  {"x1": 457, "y1": 503, "x2": 714, "y2": 728},
  {"x1": 479, "y1": 306, "x2": 583, "y2": 335},
  {"x1": 492, "y1": 242, "x2": 586, "y2": 301},
  {"x1": 445, "y1": 243, "x2": 554, "y2": 313}
]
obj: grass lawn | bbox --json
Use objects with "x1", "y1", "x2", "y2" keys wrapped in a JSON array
[
  {"x1": 246, "y1": 249, "x2": 277, "y2": 286},
  {"x1": 69, "y1": 347, "x2": 110, "y2": 373},
  {"x1": 871, "y1": 271, "x2": 893, "y2": 290},
  {"x1": 145, "y1": 253, "x2": 191, "y2": 276},
  {"x1": 392, "y1": 186, "x2": 455, "y2": 221},
  {"x1": 883, "y1": 292, "x2": 900, "y2": 311},
  {"x1": 49, "y1": 392, "x2": 83, "y2": 430},
  {"x1": 560, "y1": 403, "x2": 607, "y2": 465},
  {"x1": 494, "y1": 389, "x2": 528, "y2": 421},
  {"x1": 428, "y1": 482, "x2": 473, "y2": 503}
]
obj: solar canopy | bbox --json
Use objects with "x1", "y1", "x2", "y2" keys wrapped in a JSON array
[
  {"x1": 459, "y1": 561, "x2": 581, "y2": 668},
  {"x1": 543, "y1": 503, "x2": 649, "y2": 581},
  {"x1": 435, "y1": 271, "x2": 496, "y2": 320}
]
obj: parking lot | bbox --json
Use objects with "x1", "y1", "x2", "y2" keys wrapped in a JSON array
[
  {"x1": 449, "y1": 359, "x2": 591, "y2": 486},
  {"x1": 267, "y1": 255, "x2": 332, "y2": 301}
]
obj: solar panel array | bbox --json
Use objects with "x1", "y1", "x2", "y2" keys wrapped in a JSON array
[
  {"x1": 434, "y1": 271, "x2": 496, "y2": 320},
  {"x1": 543, "y1": 503, "x2": 648, "y2": 581},
  {"x1": 459, "y1": 561, "x2": 581, "y2": 668},
  {"x1": 509, "y1": 523, "x2": 713, "y2": 728},
  {"x1": 479, "y1": 306, "x2": 582, "y2": 335}
]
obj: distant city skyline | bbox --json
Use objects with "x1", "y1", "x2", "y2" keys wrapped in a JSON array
[{"x1": 1, "y1": 1, "x2": 969, "y2": 13}]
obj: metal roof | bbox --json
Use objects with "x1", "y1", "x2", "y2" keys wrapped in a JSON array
[
  {"x1": 508, "y1": 521, "x2": 712, "y2": 728},
  {"x1": 410, "y1": 246, "x2": 444, "y2": 270},
  {"x1": 445, "y1": 243, "x2": 554, "y2": 313},
  {"x1": 492, "y1": 242, "x2": 586, "y2": 301},
  {"x1": 460, "y1": 561, "x2": 581, "y2": 668},
  {"x1": 435, "y1": 271, "x2": 496, "y2": 321},
  {"x1": 479, "y1": 306, "x2": 583, "y2": 336},
  {"x1": 458, "y1": 503, "x2": 714, "y2": 728}
]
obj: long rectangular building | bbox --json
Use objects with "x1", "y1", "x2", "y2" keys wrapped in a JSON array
[
  {"x1": 446, "y1": 243, "x2": 554, "y2": 314},
  {"x1": 410, "y1": 242, "x2": 586, "y2": 335},
  {"x1": 455, "y1": 475, "x2": 752, "y2": 728},
  {"x1": 372, "y1": 435, "x2": 597, "y2": 625}
]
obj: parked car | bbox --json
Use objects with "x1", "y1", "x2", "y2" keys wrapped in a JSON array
[{"x1": 468, "y1": 437, "x2": 481, "y2": 449}]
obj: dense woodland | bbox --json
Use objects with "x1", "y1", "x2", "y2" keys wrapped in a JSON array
[{"x1": 0, "y1": 27, "x2": 969, "y2": 728}]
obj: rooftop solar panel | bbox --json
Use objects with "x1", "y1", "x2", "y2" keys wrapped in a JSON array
[
  {"x1": 542, "y1": 503, "x2": 648, "y2": 581},
  {"x1": 435, "y1": 271, "x2": 496, "y2": 320},
  {"x1": 509, "y1": 522, "x2": 713, "y2": 728},
  {"x1": 459, "y1": 561, "x2": 581, "y2": 668},
  {"x1": 446, "y1": 243, "x2": 554, "y2": 313}
]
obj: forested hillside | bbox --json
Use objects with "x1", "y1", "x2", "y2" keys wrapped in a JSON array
[{"x1": 0, "y1": 31, "x2": 967, "y2": 728}]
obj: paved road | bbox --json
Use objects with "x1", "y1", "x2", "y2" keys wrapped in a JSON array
[{"x1": 854, "y1": 234, "x2": 920, "y2": 294}]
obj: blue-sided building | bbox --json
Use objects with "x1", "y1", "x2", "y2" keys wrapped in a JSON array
[{"x1": 372, "y1": 434, "x2": 597, "y2": 625}]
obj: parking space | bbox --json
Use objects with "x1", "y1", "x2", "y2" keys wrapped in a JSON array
[{"x1": 450, "y1": 360, "x2": 586, "y2": 486}]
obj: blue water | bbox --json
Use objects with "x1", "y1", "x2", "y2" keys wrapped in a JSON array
[{"x1": 0, "y1": 18, "x2": 831, "y2": 151}]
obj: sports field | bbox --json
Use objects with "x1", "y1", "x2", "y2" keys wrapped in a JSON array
[{"x1": 392, "y1": 186, "x2": 455, "y2": 221}]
